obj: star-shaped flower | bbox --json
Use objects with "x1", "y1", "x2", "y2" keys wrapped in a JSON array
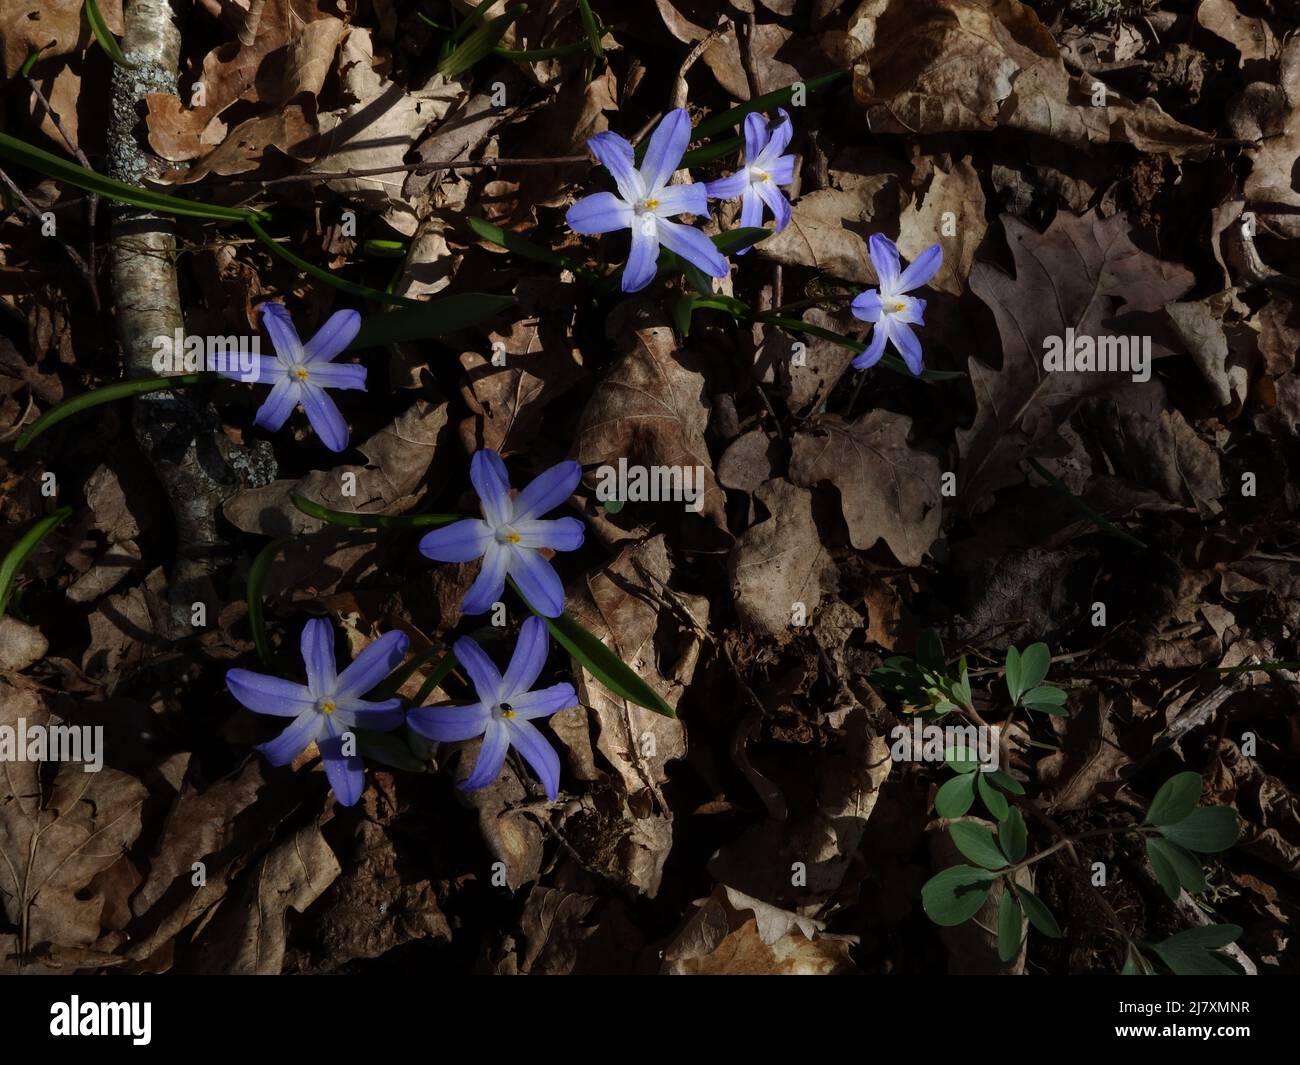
[
  {"x1": 226, "y1": 619, "x2": 407, "y2": 806},
  {"x1": 704, "y1": 108, "x2": 796, "y2": 252},
  {"x1": 566, "y1": 108, "x2": 729, "y2": 293},
  {"x1": 407, "y1": 617, "x2": 577, "y2": 799},
  {"x1": 418, "y1": 449, "x2": 584, "y2": 618},
  {"x1": 220, "y1": 302, "x2": 366, "y2": 452},
  {"x1": 850, "y1": 235, "x2": 943, "y2": 375}
]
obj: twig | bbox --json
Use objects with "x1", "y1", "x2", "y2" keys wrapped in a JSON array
[
  {"x1": 216, "y1": 154, "x2": 592, "y2": 185},
  {"x1": 0, "y1": 165, "x2": 98, "y2": 298},
  {"x1": 238, "y1": 0, "x2": 268, "y2": 47}
]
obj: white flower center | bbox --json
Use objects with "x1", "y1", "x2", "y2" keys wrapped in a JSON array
[
  {"x1": 751, "y1": 167, "x2": 770, "y2": 183},
  {"x1": 317, "y1": 698, "x2": 337, "y2": 715},
  {"x1": 293, "y1": 365, "x2": 311, "y2": 381},
  {"x1": 494, "y1": 525, "x2": 522, "y2": 545},
  {"x1": 635, "y1": 196, "x2": 660, "y2": 214}
]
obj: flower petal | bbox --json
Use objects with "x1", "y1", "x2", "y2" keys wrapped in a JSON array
[
  {"x1": 303, "y1": 309, "x2": 362, "y2": 363},
  {"x1": 868, "y1": 233, "x2": 901, "y2": 291},
  {"x1": 300, "y1": 617, "x2": 337, "y2": 697},
  {"x1": 889, "y1": 320, "x2": 925, "y2": 375},
  {"x1": 766, "y1": 108, "x2": 794, "y2": 158},
  {"x1": 419, "y1": 518, "x2": 493, "y2": 563},
  {"x1": 893, "y1": 295, "x2": 927, "y2": 326},
  {"x1": 505, "y1": 546, "x2": 565, "y2": 618},
  {"x1": 407, "y1": 702, "x2": 491, "y2": 743},
  {"x1": 703, "y1": 169, "x2": 750, "y2": 200},
  {"x1": 502, "y1": 615, "x2": 549, "y2": 697},
  {"x1": 453, "y1": 633, "x2": 505, "y2": 702},
  {"x1": 257, "y1": 709, "x2": 324, "y2": 766},
  {"x1": 656, "y1": 219, "x2": 729, "y2": 279},
  {"x1": 755, "y1": 180, "x2": 791, "y2": 234},
  {"x1": 653, "y1": 182, "x2": 708, "y2": 218},
  {"x1": 765, "y1": 154, "x2": 797, "y2": 186},
  {"x1": 459, "y1": 719, "x2": 510, "y2": 791},
  {"x1": 335, "y1": 629, "x2": 409, "y2": 699},
  {"x1": 299, "y1": 383, "x2": 350, "y2": 452},
  {"x1": 471, "y1": 448, "x2": 514, "y2": 526},
  {"x1": 851, "y1": 318, "x2": 891, "y2": 370},
  {"x1": 303, "y1": 361, "x2": 366, "y2": 391},
  {"x1": 259, "y1": 302, "x2": 304, "y2": 362},
  {"x1": 253, "y1": 377, "x2": 301, "y2": 433},
  {"x1": 217, "y1": 352, "x2": 285, "y2": 385},
  {"x1": 897, "y1": 242, "x2": 944, "y2": 293},
  {"x1": 851, "y1": 289, "x2": 883, "y2": 324},
  {"x1": 513, "y1": 516, "x2": 584, "y2": 551},
  {"x1": 566, "y1": 191, "x2": 634, "y2": 235},
  {"x1": 318, "y1": 719, "x2": 364, "y2": 806},
  {"x1": 641, "y1": 108, "x2": 691, "y2": 191},
  {"x1": 334, "y1": 697, "x2": 404, "y2": 732},
  {"x1": 461, "y1": 540, "x2": 510, "y2": 615},
  {"x1": 742, "y1": 111, "x2": 767, "y2": 164},
  {"x1": 504, "y1": 718, "x2": 561, "y2": 800},
  {"x1": 587, "y1": 131, "x2": 641, "y2": 202},
  {"x1": 739, "y1": 184, "x2": 764, "y2": 231},
  {"x1": 509, "y1": 682, "x2": 578, "y2": 720},
  {"x1": 227, "y1": 670, "x2": 314, "y2": 716},
  {"x1": 512, "y1": 460, "x2": 581, "y2": 521},
  {"x1": 621, "y1": 217, "x2": 660, "y2": 293}
]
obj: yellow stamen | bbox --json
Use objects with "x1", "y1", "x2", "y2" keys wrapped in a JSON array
[
  {"x1": 753, "y1": 169, "x2": 769, "y2": 182},
  {"x1": 320, "y1": 700, "x2": 336, "y2": 715},
  {"x1": 505, "y1": 531, "x2": 521, "y2": 544},
  {"x1": 643, "y1": 198, "x2": 659, "y2": 210},
  {"x1": 890, "y1": 301, "x2": 908, "y2": 313},
  {"x1": 294, "y1": 366, "x2": 310, "y2": 380},
  {"x1": 500, "y1": 702, "x2": 516, "y2": 719}
]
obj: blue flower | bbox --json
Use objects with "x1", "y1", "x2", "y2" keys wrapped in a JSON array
[
  {"x1": 704, "y1": 108, "x2": 796, "y2": 253},
  {"x1": 565, "y1": 108, "x2": 729, "y2": 293},
  {"x1": 226, "y1": 619, "x2": 408, "y2": 806},
  {"x1": 850, "y1": 235, "x2": 943, "y2": 375},
  {"x1": 220, "y1": 302, "x2": 366, "y2": 452},
  {"x1": 407, "y1": 617, "x2": 577, "y2": 799},
  {"x1": 419, "y1": 449, "x2": 584, "y2": 618}
]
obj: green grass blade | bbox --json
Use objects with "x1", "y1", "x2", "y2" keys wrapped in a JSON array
[
  {"x1": 15, "y1": 372, "x2": 217, "y2": 451},
  {"x1": 496, "y1": 40, "x2": 590, "y2": 60},
  {"x1": 438, "y1": 4, "x2": 527, "y2": 77},
  {"x1": 755, "y1": 312, "x2": 967, "y2": 382},
  {"x1": 290, "y1": 493, "x2": 462, "y2": 530},
  {"x1": 348, "y1": 293, "x2": 514, "y2": 350},
  {"x1": 692, "y1": 70, "x2": 847, "y2": 142},
  {"x1": 467, "y1": 216, "x2": 599, "y2": 281},
  {"x1": 576, "y1": 0, "x2": 603, "y2": 58},
  {"x1": 248, "y1": 219, "x2": 418, "y2": 307},
  {"x1": 1027, "y1": 456, "x2": 1148, "y2": 549},
  {"x1": 247, "y1": 536, "x2": 293, "y2": 666},
  {"x1": 0, "y1": 507, "x2": 73, "y2": 619},
  {"x1": 507, "y1": 577, "x2": 676, "y2": 718},
  {"x1": 0, "y1": 131, "x2": 263, "y2": 222},
  {"x1": 85, "y1": 0, "x2": 136, "y2": 69}
]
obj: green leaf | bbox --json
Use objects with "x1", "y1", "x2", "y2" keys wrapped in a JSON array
[
  {"x1": 997, "y1": 890, "x2": 1023, "y2": 962},
  {"x1": 508, "y1": 578, "x2": 675, "y2": 718},
  {"x1": 1147, "y1": 837, "x2": 1207, "y2": 898},
  {"x1": 935, "y1": 772, "x2": 976, "y2": 818},
  {"x1": 247, "y1": 536, "x2": 293, "y2": 667},
  {"x1": 15, "y1": 372, "x2": 217, "y2": 451},
  {"x1": 20, "y1": 48, "x2": 45, "y2": 77},
  {"x1": 978, "y1": 773, "x2": 1009, "y2": 820},
  {"x1": 691, "y1": 71, "x2": 847, "y2": 142},
  {"x1": 1149, "y1": 925, "x2": 1243, "y2": 976},
  {"x1": 85, "y1": 0, "x2": 136, "y2": 68},
  {"x1": 949, "y1": 823, "x2": 1008, "y2": 870},
  {"x1": 576, "y1": 0, "x2": 603, "y2": 58},
  {"x1": 0, "y1": 507, "x2": 72, "y2": 619},
  {"x1": 945, "y1": 751, "x2": 979, "y2": 774},
  {"x1": 1158, "y1": 806, "x2": 1238, "y2": 853},
  {"x1": 986, "y1": 770, "x2": 1025, "y2": 795},
  {"x1": 753, "y1": 312, "x2": 968, "y2": 382},
  {"x1": 249, "y1": 219, "x2": 415, "y2": 306},
  {"x1": 1017, "y1": 642, "x2": 1051, "y2": 694},
  {"x1": 1122, "y1": 944, "x2": 1154, "y2": 975},
  {"x1": 1146, "y1": 838, "x2": 1191, "y2": 900},
  {"x1": 950, "y1": 655, "x2": 972, "y2": 708},
  {"x1": 438, "y1": 4, "x2": 527, "y2": 76},
  {"x1": 1021, "y1": 684, "x2": 1068, "y2": 715},
  {"x1": 290, "y1": 493, "x2": 462, "y2": 530},
  {"x1": 496, "y1": 41, "x2": 591, "y2": 60},
  {"x1": 672, "y1": 293, "x2": 750, "y2": 337},
  {"x1": 0, "y1": 131, "x2": 263, "y2": 222},
  {"x1": 921, "y1": 865, "x2": 996, "y2": 926},
  {"x1": 1004, "y1": 645, "x2": 1023, "y2": 703},
  {"x1": 1144, "y1": 771, "x2": 1203, "y2": 826},
  {"x1": 467, "y1": 216, "x2": 599, "y2": 281},
  {"x1": 347, "y1": 294, "x2": 514, "y2": 350},
  {"x1": 998, "y1": 807, "x2": 1027, "y2": 863},
  {"x1": 1018, "y1": 887, "x2": 1062, "y2": 938},
  {"x1": 361, "y1": 239, "x2": 408, "y2": 258},
  {"x1": 713, "y1": 226, "x2": 771, "y2": 256}
]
